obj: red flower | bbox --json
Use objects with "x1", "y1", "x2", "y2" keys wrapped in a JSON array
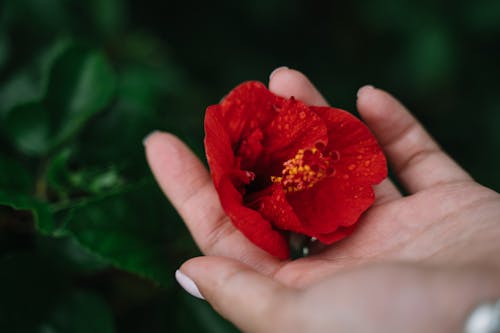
[{"x1": 204, "y1": 81, "x2": 387, "y2": 259}]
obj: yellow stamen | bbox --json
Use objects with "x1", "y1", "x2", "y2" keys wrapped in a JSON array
[{"x1": 271, "y1": 147, "x2": 335, "y2": 193}]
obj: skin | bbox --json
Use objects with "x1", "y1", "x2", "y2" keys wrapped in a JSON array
[{"x1": 145, "y1": 68, "x2": 500, "y2": 333}]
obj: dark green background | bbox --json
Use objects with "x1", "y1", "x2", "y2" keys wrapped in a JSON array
[{"x1": 1, "y1": 0, "x2": 499, "y2": 332}]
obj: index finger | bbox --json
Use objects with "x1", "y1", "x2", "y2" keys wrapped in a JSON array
[{"x1": 144, "y1": 132, "x2": 280, "y2": 274}]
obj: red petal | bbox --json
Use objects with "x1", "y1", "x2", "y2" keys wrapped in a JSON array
[
  {"x1": 314, "y1": 224, "x2": 357, "y2": 244},
  {"x1": 260, "y1": 98, "x2": 328, "y2": 172},
  {"x1": 236, "y1": 127, "x2": 264, "y2": 171},
  {"x1": 286, "y1": 176, "x2": 375, "y2": 234},
  {"x1": 258, "y1": 184, "x2": 306, "y2": 234},
  {"x1": 204, "y1": 105, "x2": 236, "y2": 185},
  {"x1": 257, "y1": 181, "x2": 368, "y2": 245},
  {"x1": 218, "y1": 81, "x2": 278, "y2": 144},
  {"x1": 218, "y1": 176, "x2": 290, "y2": 259},
  {"x1": 311, "y1": 106, "x2": 387, "y2": 184}
]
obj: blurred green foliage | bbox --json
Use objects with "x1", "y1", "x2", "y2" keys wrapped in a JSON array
[{"x1": 0, "y1": 0, "x2": 499, "y2": 331}]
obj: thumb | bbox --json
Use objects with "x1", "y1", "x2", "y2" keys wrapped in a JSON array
[{"x1": 176, "y1": 256, "x2": 297, "y2": 332}]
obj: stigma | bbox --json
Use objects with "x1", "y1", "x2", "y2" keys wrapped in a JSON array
[{"x1": 271, "y1": 147, "x2": 335, "y2": 193}]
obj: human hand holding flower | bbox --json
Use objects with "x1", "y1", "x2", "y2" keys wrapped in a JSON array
[{"x1": 145, "y1": 68, "x2": 500, "y2": 332}]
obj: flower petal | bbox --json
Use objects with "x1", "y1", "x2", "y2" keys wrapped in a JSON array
[
  {"x1": 257, "y1": 184, "x2": 305, "y2": 234},
  {"x1": 257, "y1": 180, "x2": 366, "y2": 245},
  {"x1": 236, "y1": 127, "x2": 264, "y2": 171},
  {"x1": 314, "y1": 224, "x2": 357, "y2": 244},
  {"x1": 219, "y1": 81, "x2": 278, "y2": 144},
  {"x1": 312, "y1": 106, "x2": 387, "y2": 184},
  {"x1": 204, "y1": 105, "x2": 237, "y2": 185},
  {"x1": 218, "y1": 176, "x2": 290, "y2": 259},
  {"x1": 261, "y1": 98, "x2": 328, "y2": 172},
  {"x1": 286, "y1": 176, "x2": 375, "y2": 234}
]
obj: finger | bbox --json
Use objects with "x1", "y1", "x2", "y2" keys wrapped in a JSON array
[
  {"x1": 178, "y1": 256, "x2": 297, "y2": 333},
  {"x1": 373, "y1": 178, "x2": 402, "y2": 205},
  {"x1": 356, "y1": 86, "x2": 472, "y2": 193},
  {"x1": 144, "y1": 132, "x2": 280, "y2": 273},
  {"x1": 270, "y1": 68, "x2": 401, "y2": 202},
  {"x1": 268, "y1": 67, "x2": 329, "y2": 106}
]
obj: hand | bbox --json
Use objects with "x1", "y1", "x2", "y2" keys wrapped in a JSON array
[{"x1": 145, "y1": 68, "x2": 500, "y2": 332}]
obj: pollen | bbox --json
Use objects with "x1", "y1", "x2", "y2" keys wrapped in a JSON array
[{"x1": 271, "y1": 147, "x2": 335, "y2": 193}]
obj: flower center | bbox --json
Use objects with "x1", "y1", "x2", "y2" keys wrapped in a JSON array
[{"x1": 271, "y1": 147, "x2": 335, "y2": 193}]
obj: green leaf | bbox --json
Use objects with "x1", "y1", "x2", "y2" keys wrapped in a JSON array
[
  {"x1": 37, "y1": 236, "x2": 109, "y2": 273},
  {"x1": 0, "y1": 39, "x2": 70, "y2": 119},
  {"x1": 4, "y1": 102, "x2": 51, "y2": 155},
  {"x1": 46, "y1": 148, "x2": 73, "y2": 197},
  {"x1": 71, "y1": 167, "x2": 125, "y2": 194},
  {"x1": 74, "y1": 60, "x2": 184, "y2": 175},
  {"x1": 61, "y1": 182, "x2": 173, "y2": 287},
  {"x1": 0, "y1": 191, "x2": 55, "y2": 235},
  {"x1": 38, "y1": 291, "x2": 115, "y2": 333},
  {"x1": 1, "y1": 43, "x2": 116, "y2": 156},
  {"x1": 46, "y1": 148, "x2": 125, "y2": 198},
  {"x1": 46, "y1": 47, "x2": 117, "y2": 145},
  {"x1": 0, "y1": 71, "x2": 43, "y2": 119}
]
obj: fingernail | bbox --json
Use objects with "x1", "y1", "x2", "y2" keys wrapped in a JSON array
[
  {"x1": 175, "y1": 270, "x2": 204, "y2": 300},
  {"x1": 357, "y1": 85, "x2": 375, "y2": 98},
  {"x1": 142, "y1": 130, "x2": 160, "y2": 146},
  {"x1": 269, "y1": 66, "x2": 289, "y2": 80}
]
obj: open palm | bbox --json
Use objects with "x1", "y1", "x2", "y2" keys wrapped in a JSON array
[{"x1": 145, "y1": 68, "x2": 500, "y2": 288}]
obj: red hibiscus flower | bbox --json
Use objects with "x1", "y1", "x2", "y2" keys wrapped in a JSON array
[{"x1": 204, "y1": 81, "x2": 387, "y2": 259}]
